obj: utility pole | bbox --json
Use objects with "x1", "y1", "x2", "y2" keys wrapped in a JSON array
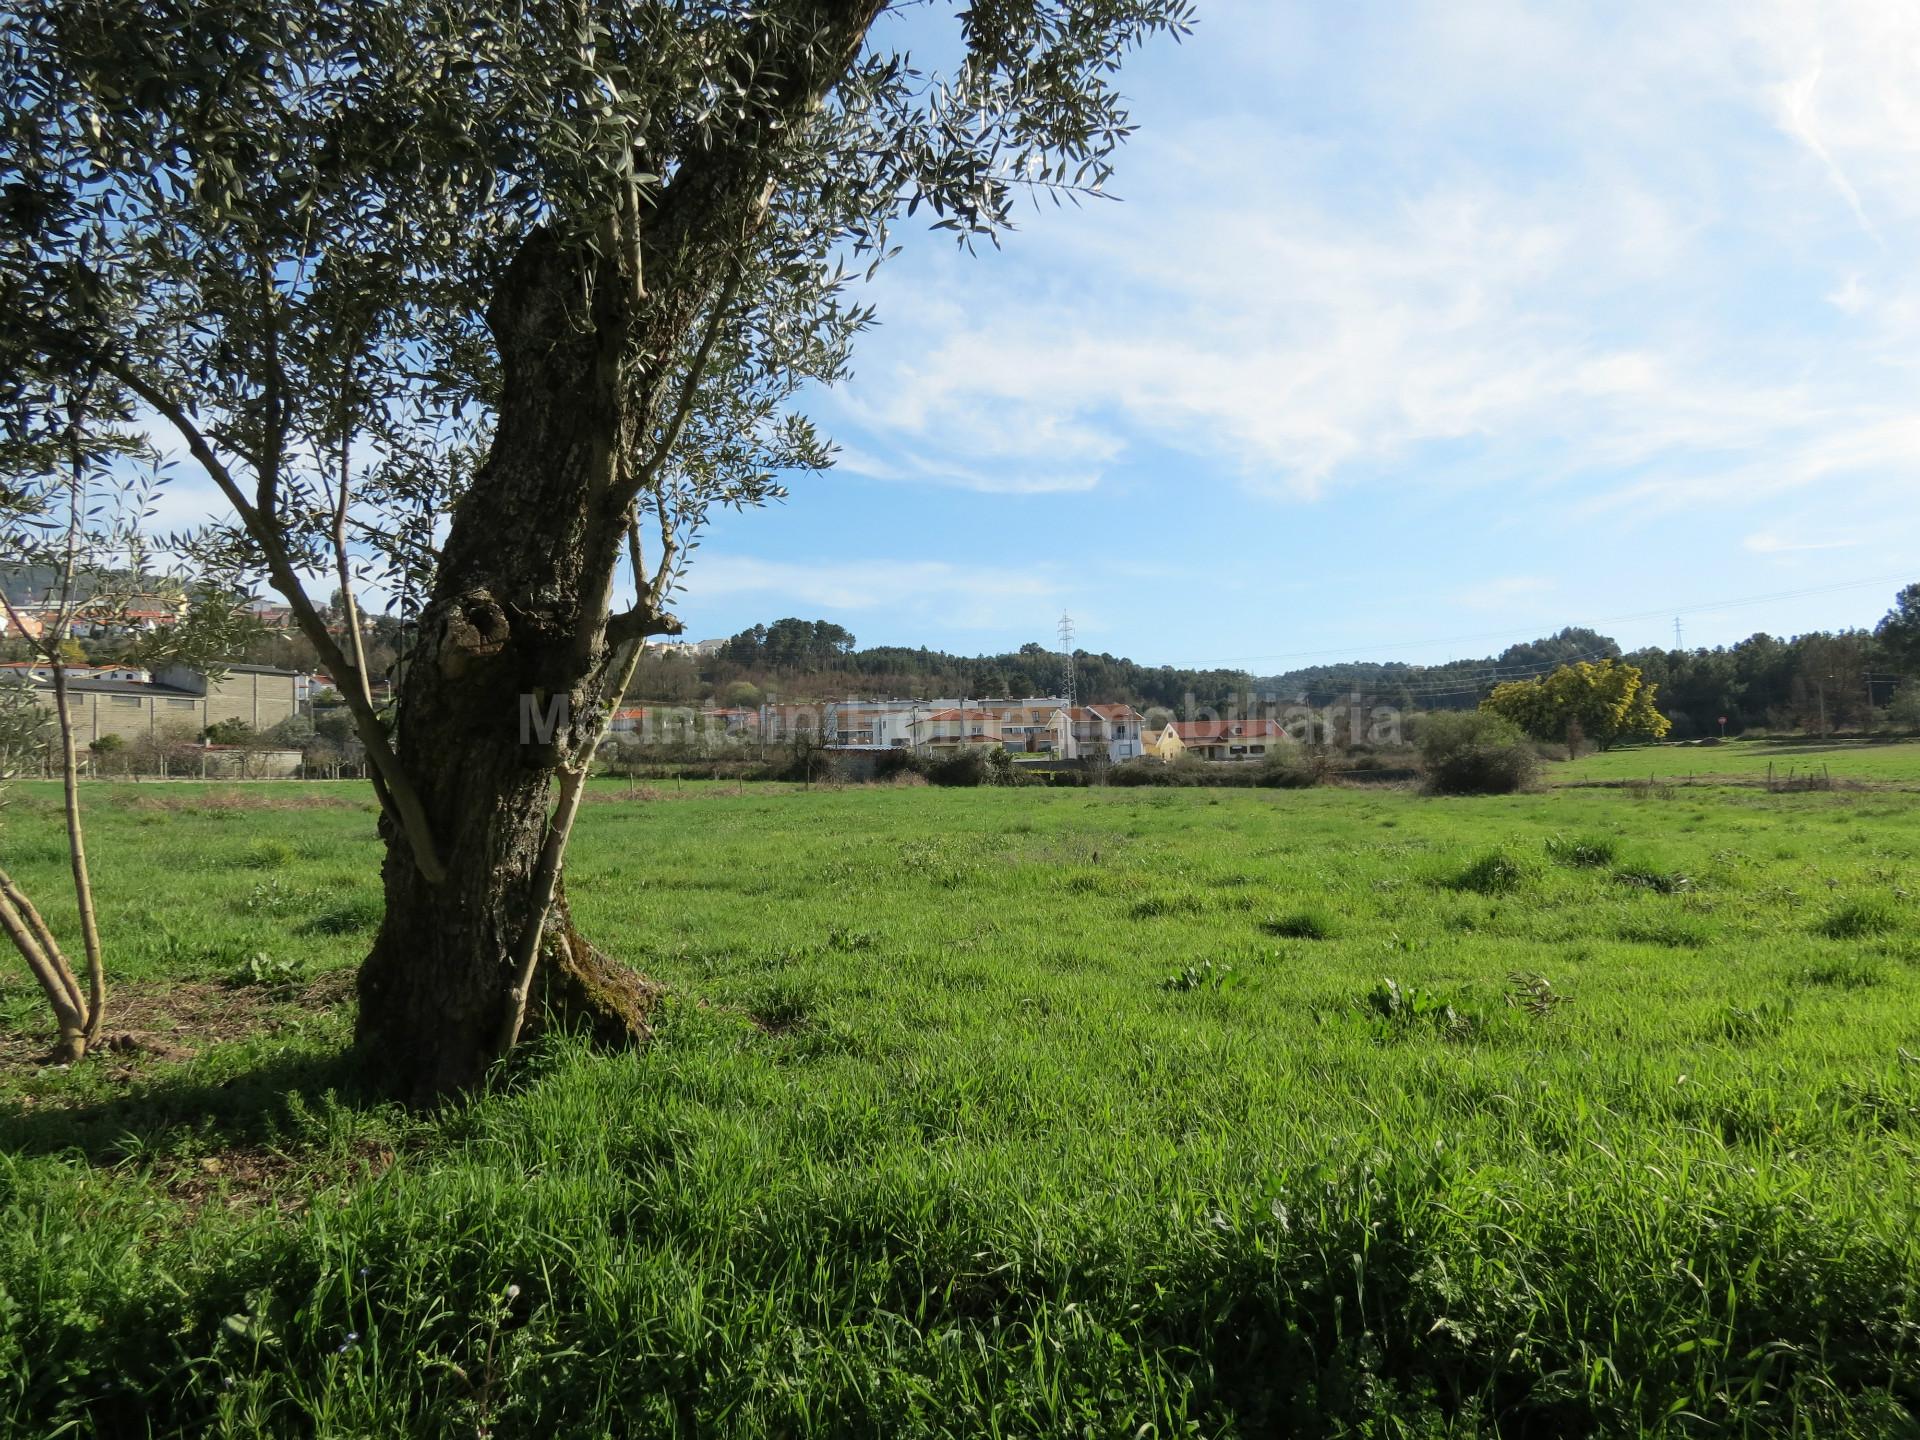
[
  {"x1": 1058, "y1": 612, "x2": 1077, "y2": 761},
  {"x1": 1058, "y1": 612, "x2": 1076, "y2": 710}
]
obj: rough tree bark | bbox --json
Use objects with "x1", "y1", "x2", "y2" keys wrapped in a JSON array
[
  {"x1": 355, "y1": 231, "x2": 648, "y2": 1100},
  {"x1": 354, "y1": 1, "x2": 885, "y2": 1103}
]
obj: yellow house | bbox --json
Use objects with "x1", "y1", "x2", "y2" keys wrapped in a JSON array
[{"x1": 1147, "y1": 719, "x2": 1291, "y2": 763}]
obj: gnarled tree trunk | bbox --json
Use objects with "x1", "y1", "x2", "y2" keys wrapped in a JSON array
[
  {"x1": 354, "y1": 230, "x2": 656, "y2": 1102},
  {"x1": 354, "y1": 2, "x2": 885, "y2": 1103}
]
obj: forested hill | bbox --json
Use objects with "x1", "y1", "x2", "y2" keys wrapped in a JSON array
[
  {"x1": 641, "y1": 620, "x2": 1633, "y2": 714},
  {"x1": 1258, "y1": 628, "x2": 1621, "y2": 708},
  {"x1": 643, "y1": 583, "x2": 1920, "y2": 738},
  {"x1": 642, "y1": 620, "x2": 1256, "y2": 713}
]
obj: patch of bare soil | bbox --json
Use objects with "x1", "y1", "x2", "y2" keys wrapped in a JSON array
[
  {"x1": 161, "y1": 1136, "x2": 397, "y2": 1215},
  {"x1": 0, "y1": 968, "x2": 355, "y2": 1077}
]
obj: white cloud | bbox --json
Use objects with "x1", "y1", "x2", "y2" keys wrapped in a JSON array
[
  {"x1": 821, "y1": 0, "x2": 1920, "y2": 519},
  {"x1": 833, "y1": 441, "x2": 1099, "y2": 495}
]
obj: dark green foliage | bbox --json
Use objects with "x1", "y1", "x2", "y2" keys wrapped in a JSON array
[
  {"x1": 1875, "y1": 583, "x2": 1920, "y2": 675},
  {"x1": 1611, "y1": 861, "x2": 1692, "y2": 894},
  {"x1": 1256, "y1": 753, "x2": 1325, "y2": 788},
  {"x1": 1107, "y1": 758, "x2": 1317, "y2": 788},
  {"x1": 203, "y1": 719, "x2": 257, "y2": 747},
  {"x1": 919, "y1": 749, "x2": 991, "y2": 787},
  {"x1": 1418, "y1": 711, "x2": 1540, "y2": 795}
]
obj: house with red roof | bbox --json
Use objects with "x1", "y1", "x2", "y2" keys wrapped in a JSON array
[{"x1": 1145, "y1": 718, "x2": 1292, "y2": 763}]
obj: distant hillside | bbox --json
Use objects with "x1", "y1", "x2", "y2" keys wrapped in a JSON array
[
  {"x1": 636, "y1": 595, "x2": 1920, "y2": 738},
  {"x1": 1258, "y1": 628, "x2": 1622, "y2": 709},
  {"x1": 634, "y1": 620, "x2": 1623, "y2": 714},
  {"x1": 636, "y1": 622, "x2": 1256, "y2": 713}
]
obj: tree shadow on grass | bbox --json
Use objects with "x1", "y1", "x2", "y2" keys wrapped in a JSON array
[{"x1": 0, "y1": 1043, "x2": 392, "y2": 1166}]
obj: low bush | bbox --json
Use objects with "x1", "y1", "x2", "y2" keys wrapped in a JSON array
[
  {"x1": 1109, "y1": 756, "x2": 1331, "y2": 788},
  {"x1": 920, "y1": 749, "x2": 992, "y2": 787},
  {"x1": 1255, "y1": 752, "x2": 1327, "y2": 788},
  {"x1": 1417, "y1": 711, "x2": 1540, "y2": 795},
  {"x1": 1110, "y1": 759, "x2": 1215, "y2": 787}
]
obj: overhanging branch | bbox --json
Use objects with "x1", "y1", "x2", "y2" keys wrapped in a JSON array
[
  {"x1": 50, "y1": 333, "x2": 448, "y2": 885},
  {"x1": 605, "y1": 606, "x2": 683, "y2": 649}
]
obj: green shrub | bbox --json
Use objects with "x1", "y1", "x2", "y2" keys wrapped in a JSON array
[
  {"x1": 983, "y1": 748, "x2": 1015, "y2": 786},
  {"x1": 1417, "y1": 711, "x2": 1539, "y2": 795},
  {"x1": 225, "y1": 950, "x2": 307, "y2": 992},
  {"x1": 1362, "y1": 977, "x2": 1481, "y2": 1040},
  {"x1": 920, "y1": 749, "x2": 991, "y2": 787},
  {"x1": 1160, "y1": 960, "x2": 1240, "y2": 992},
  {"x1": 1255, "y1": 753, "x2": 1324, "y2": 788},
  {"x1": 1612, "y1": 863, "x2": 1691, "y2": 894},
  {"x1": 1108, "y1": 759, "x2": 1181, "y2": 786}
]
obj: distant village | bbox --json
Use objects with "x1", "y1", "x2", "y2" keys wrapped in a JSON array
[
  {"x1": 1, "y1": 578, "x2": 1296, "y2": 775},
  {"x1": 610, "y1": 691, "x2": 1293, "y2": 765}
]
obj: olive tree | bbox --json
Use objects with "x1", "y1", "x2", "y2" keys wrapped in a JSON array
[{"x1": 2, "y1": 0, "x2": 1192, "y2": 1100}]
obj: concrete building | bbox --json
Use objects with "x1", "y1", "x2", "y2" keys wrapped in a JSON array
[
  {"x1": 824, "y1": 699, "x2": 965, "y2": 748},
  {"x1": 19, "y1": 663, "x2": 306, "y2": 746}
]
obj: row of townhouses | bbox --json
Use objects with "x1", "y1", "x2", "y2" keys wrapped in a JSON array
[
  {"x1": 829, "y1": 697, "x2": 1149, "y2": 761},
  {"x1": 608, "y1": 697, "x2": 1299, "y2": 764},
  {"x1": 608, "y1": 695, "x2": 1148, "y2": 759}
]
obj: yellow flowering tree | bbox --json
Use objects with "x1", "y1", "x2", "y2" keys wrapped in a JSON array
[{"x1": 1483, "y1": 660, "x2": 1670, "y2": 753}]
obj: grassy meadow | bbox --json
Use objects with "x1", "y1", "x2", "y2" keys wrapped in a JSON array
[
  {"x1": 1555, "y1": 736, "x2": 1920, "y2": 786},
  {"x1": 0, "y1": 759, "x2": 1918, "y2": 1437}
]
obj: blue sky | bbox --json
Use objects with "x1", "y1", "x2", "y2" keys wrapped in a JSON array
[{"x1": 674, "y1": 0, "x2": 1920, "y2": 671}]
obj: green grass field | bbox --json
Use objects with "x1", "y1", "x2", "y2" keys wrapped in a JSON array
[
  {"x1": 1, "y1": 771, "x2": 1918, "y2": 1437},
  {"x1": 1556, "y1": 737, "x2": 1920, "y2": 787}
]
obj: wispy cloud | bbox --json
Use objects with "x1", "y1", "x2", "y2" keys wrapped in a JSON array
[{"x1": 821, "y1": 0, "x2": 1920, "y2": 519}]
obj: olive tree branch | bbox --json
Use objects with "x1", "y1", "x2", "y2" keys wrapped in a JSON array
[{"x1": 66, "y1": 338, "x2": 447, "y2": 883}]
